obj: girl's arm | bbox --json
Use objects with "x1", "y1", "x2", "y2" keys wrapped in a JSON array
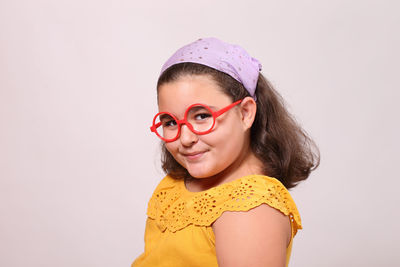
[{"x1": 212, "y1": 204, "x2": 291, "y2": 267}]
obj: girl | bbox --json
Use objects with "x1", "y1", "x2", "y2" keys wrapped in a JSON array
[{"x1": 133, "y1": 37, "x2": 319, "y2": 267}]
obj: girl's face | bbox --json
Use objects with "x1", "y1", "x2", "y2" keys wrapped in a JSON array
[{"x1": 157, "y1": 74, "x2": 255, "y2": 180}]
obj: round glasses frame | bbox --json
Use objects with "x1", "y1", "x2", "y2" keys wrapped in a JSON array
[{"x1": 150, "y1": 99, "x2": 243, "y2": 142}]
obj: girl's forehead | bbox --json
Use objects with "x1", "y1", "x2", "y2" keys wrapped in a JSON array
[{"x1": 157, "y1": 75, "x2": 231, "y2": 113}]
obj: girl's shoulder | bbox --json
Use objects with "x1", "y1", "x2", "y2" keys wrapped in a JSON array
[{"x1": 146, "y1": 174, "x2": 302, "y2": 234}]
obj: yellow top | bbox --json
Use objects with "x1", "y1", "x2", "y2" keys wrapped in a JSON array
[{"x1": 132, "y1": 174, "x2": 302, "y2": 267}]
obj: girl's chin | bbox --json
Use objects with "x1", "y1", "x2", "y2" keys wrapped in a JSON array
[
  {"x1": 187, "y1": 170, "x2": 211, "y2": 179},
  {"x1": 186, "y1": 165, "x2": 225, "y2": 180},
  {"x1": 186, "y1": 166, "x2": 215, "y2": 179}
]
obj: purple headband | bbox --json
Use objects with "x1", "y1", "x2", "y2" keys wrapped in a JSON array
[{"x1": 160, "y1": 37, "x2": 262, "y2": 99}]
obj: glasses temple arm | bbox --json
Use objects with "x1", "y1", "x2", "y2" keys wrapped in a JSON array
[
  {"x1": 213, "y1": 100, "x2": 242, "y2": 117},
  {"x1": 150, "y1": 122, "x2": 162, "y2": 132}
]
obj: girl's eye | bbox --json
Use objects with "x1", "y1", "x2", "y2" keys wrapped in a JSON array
[
  {"x1": 195, "y1": 113, "x2": 212, "y2": 120},
  {"x1": 163, "y1": 120, "x2": 177, "y2": 127}
]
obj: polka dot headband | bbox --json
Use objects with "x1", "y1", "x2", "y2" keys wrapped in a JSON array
[{"x1": 160, "y1": 37, "x2": 262, "y2": 99}]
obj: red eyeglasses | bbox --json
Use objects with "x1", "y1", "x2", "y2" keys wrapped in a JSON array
[{"x1": 150, "y1": 100, "x2": 242, "y2": 142}]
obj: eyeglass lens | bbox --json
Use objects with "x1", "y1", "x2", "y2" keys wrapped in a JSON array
[{"x1": 154, "y1": 105, "x2": 214, "y2": 140}]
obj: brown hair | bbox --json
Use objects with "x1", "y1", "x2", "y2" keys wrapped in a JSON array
[{"x1": 157, "y1": 63, "x2": 320, "y2": 189}]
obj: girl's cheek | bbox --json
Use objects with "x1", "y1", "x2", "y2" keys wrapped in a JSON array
[{"x1": 164, "y1": 144, "x2": 176, "y2": 159}]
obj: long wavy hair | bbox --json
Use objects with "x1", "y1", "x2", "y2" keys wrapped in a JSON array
[{"x1": 156, "y1": 63, "x2": 320, "y2": 189}]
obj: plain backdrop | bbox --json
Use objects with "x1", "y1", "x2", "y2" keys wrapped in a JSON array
[{"x1": 1, "y1": 0, "x2": 399, "y2": 266}]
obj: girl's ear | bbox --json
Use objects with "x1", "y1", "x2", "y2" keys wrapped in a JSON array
[{"x1": 239, "y1": 96, "x2": 257, "y2": 130}]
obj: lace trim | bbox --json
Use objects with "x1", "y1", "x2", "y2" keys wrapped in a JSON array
[{"x1": 147, "y1": 175, "x2": 302, "y2": 234}]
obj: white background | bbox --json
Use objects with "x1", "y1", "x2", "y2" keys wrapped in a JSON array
[{"x1": 1, "y1": 0, "x2": 399, "y2": 266}]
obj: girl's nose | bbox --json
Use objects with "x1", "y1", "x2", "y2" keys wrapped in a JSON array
[{"x1": 179, "y1": 124, "x2": 198, "y2": 146}]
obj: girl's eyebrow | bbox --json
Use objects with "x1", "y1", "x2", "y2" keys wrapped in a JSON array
[
  {"x1": 159, "y1": 114, "x2": 174, "y2": 121},
  {"x1": 191, "y1": 104, "x2": 219, "y2": 112},
  {"x1": 190, "y1": 105, "x2": 217, "y2": 110},
  {"x1": 202, "y1": 105, "x2": 218, "y2": 111},
  {"x1": 159, "y1": 104, "x2": 219, "y2": 119}
]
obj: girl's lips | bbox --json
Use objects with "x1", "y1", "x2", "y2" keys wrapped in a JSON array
[{"x1": 182, "y1": 151, "x2": 206, "y2": 160}]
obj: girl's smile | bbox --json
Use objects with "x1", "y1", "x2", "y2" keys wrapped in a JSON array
[{"x1": 180, "y1": 150, "x2": 207, "y2": 161}]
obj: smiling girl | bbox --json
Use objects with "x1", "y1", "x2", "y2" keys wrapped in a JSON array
[{"x1": 132, "y1": 37, "x2": 319, "y2": 267}]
